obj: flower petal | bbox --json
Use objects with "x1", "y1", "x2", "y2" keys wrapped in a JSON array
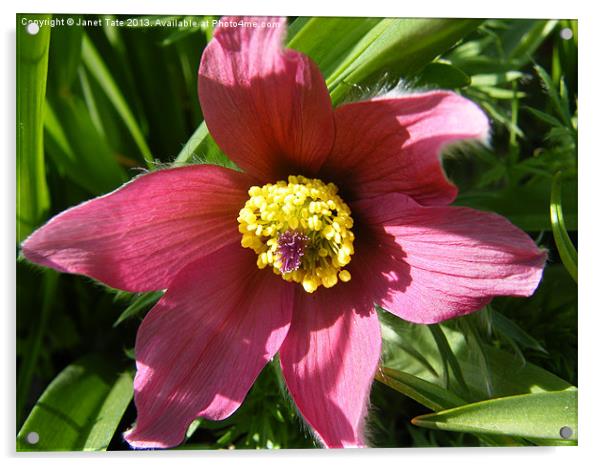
[
  {"x1": 321, "y1": 91, "x2": 489, "y2": 205},
  {"x1": 279, "y1": 287, "x2": 381, "y2": 448},
  {"x1": 124, "y1": 243, "x2": 293, "y2": 449},
  {"x1": 21, "y1": 165, "x2": 253, "y2": 292},
  {"x1": 198, "y1": 16, "x2": 335, "y2": 182},
  {"x1": 352, "y1": 192, "x2": 547, "y2": 324}
]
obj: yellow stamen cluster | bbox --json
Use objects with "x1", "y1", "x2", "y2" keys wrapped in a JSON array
[{"x1": 238, "y1": 175, "x2": 355, "y2": 293}]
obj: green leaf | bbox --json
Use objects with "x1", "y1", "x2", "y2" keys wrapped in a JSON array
[
  {"x1": 550, "y1": 172, "x2": 578, "y2": 282},
  {"x1": 476, "y1": 86, "x2": 526, "y2": 100},
  {"x1": 118, "y1": 28, "x2": 190, "y2": 159},
  {"x1": 16, "y1": 269, "x2": 58, "y2": 426},
  {"x1": 458, "y1": 319, "x2": 494, "y2": 398},
  {"x1": 412, "y1": 389, "x2": 577, "y2": 443},
  {"x1": 455, "y1": 177, "x2": 577, "y2": 231},
  {"x1": 185, "y1": 419, "x2": 203, "y2": 440},
  {"x1": 17, "y1": 14, "x2": 51, "y2": 242},
  {"x1": 17, "y1": 355, "x2": 133, "y2": 451},
  {"x1": 326, "y1": 18, "x2": 483, "y2": 104},
  {"x1": 470, "y1": 71, "x2": 523, "y2": 87},
  {"x1": 81, "y1": 34, "x2": 154, "y2": 167},
  {"x1": 416, "y1": 62, "x2": 471, "y2": 89},
  {"x1": 377, "y1": 366, "x2": 531, "y2": 447},
  {"x1": 287, "y1": 17, "x2": 382, "y2": 80},
  {"x1": 490, "y1": 309, "x2": 547, "y2": 353},
  {"x1": 174, "y1": 121, "x2": 235, "y2": 168},
  {"x1": 380, "y1": 311, "x2": 573, "y2": 401},
  {"x1": 44, "y1": 95, "x2": 127, "y2": 195},
  {"x1": 524, "y1": 105, "x2": 564, "y2": 128},
  {"x1": 478, "y1": 100, "x2": 525, "y2": 139},
  {"x1": 429, "y1": 324, "x2": 470, "y2": 396},
  {"x1": 534, "y1": 64, "x2": 572, "y2": 128},
  {"x1": 504, "y1": 20, "x2": 558, "y2": 65},
  {"x1": 113, "y1": 291, "x2": 163, "y2": 327},
  {"x1": 47, "y1": 15, "x2": 83, "y2": 92},
  {"x1": 376, "y1": 367, "x2": 467, "y2": 411}
]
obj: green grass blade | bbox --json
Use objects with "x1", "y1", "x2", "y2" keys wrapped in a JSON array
[
  {"x1": 455, "y1": 177, "x2": 577, "y2": 231},
  {"x1": 287, "y1": 17, "x2": 382, "y2": 80},
  {"x1": 470, "y1": 71, "x2": 523, "y2": 86},
  {"x1": 524, "y1": 105, "x2": 564, "y2": 127},
  {"x1": 416, "y1": 62, "x2": 471, "y2": 89},
  {"x1": 81, "y1": 34, "x2": 154, "y2": 167},
  {"x1": 459, "y1": 319, "x2": 494, "y2": 398},
  {"x1": 17, "y1": 355, "x2": 133, "y2": 451},
  {"x1": 534, "y1": 64, "x2": 572, "y2": 128},
  {"x1": 45, "y1": 95, "x2": 127, "y2": 195},
  {"x1": 47, "y1": 15, "x2": 83, "y2": 92},
  {"x1": 412, "y1": 389, "x2": 577, "y2": 443},
  {"x1": 491, "y1": 310, "x2": 547, "y2": 353},
  {"x1": 550, "y1": 172, "x2": 578, "y2": 282},
  {"x1": 327, "y1": 18, "x2": 483, "y2": 104},
  {"x1": 113, "y1": 291, "x2": 163, "y2": 327},
  {"x1": 376, "y1": 367, "x2": 467, "y2": 411},
  {"x1": 16, "y1": 15, "x2": 52, "y2": 242},
  {"x1": 381, "y1": 315, "x2": 572, "y2": 400},
  {"x1": 429, "y1": 324, "x2": 470, "y2": 396},
  {"x1": 505, "y1": 20, "x2": 558, "y2": 65},
  {"x1": 16, "y1": 269, "x2": 58, "y2": 426},
  {"x1": 173, "y1": 121, "x2": 234, "y2": 168}
]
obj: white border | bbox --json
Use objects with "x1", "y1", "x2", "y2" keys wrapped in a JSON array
[
  {"x1": 2, "y1": 0, "x2": 585, "y2": 18},
  {"x1": 3, "y1": 1, "x2": 598, "y2": 466}
]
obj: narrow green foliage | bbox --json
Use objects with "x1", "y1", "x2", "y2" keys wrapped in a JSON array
[
  {"x1": 174, "y1": 121, "x2": 236, "y2": 168},
  {"x1": 416, "y1": 62, "x2": 471, "y2": 89},
  {"x1": 113, "y1": 291, "x2": 163, "y2": 327},
  {"x1": 534, "y1": 65, "x2": 573, "y2": 129},
  {"x1": 16, "y1": 270, "x2": 59, "y2": 426},
  {"x1": 17, "y1": 14, "x2": 52, "y2": 241},
  {"x1": 504, "y1": 20, "x2": 558, "y2": 65},
  {"x1": 458, "y1": 319, "x2": 494, "y2": 398},
  {"x1": 81, "y1": 35, "x2": 154, "y2": 167},
  {"x1": 550, "y1": 173, "x2": 578, "y2": 282},
  {"x1": 490, "y1": 309, "x2": 547, "y2": 354},
  {"x1": 429, "y1": 324, "x2": 470, "y2": 397},
  {"x1": 380, "y1": 310, "x2": 574, "y2": 401},
  {"x1": 455, "y1": 178, "x2": 577, "y2": 231},
  {"x1": 287, "y1": 17, "x2": 382, "y2": 80},
  {"x1": 376, "y1": 367, "x2": 467, "y2": 412},
  {"x1": 326, "y1": 18, "x2": 483, "y2": 104},
  {"x1": 412, "y1": 389, "x2": 577, "y2": 444},
  {"x1": 47, "y1": 15, "x2": 84, "y2": 92},
  {"x1": 44, "y1": 95, "x2": 127, "y2": 194},
  {"x1": 17, "y1": 355, "x2": 133, "y2": 451}
]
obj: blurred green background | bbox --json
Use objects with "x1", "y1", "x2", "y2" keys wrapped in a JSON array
[{"x1": 16, "y1": 15, "x2": 577, "y2": 450}]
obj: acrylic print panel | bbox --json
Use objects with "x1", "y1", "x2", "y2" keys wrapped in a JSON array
[{"x1": 16, "y1": 14, "x2": 577, "y2": 451}]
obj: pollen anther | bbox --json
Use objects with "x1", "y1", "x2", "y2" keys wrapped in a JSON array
[{"x1": 238, "y1": 175, "x2": 354, "y2": 292}]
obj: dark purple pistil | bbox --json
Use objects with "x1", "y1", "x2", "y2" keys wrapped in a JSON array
[{"x1": 277, "y1": 230, "x2": 309, "y2": 273}]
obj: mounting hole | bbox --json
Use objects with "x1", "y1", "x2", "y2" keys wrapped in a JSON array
[
  {"x1": 559, "y1": 426, "x2": 573, "y2": 439},
  {"x1": 26, "y1": 431, "x2": 40, "y2": 444},
  {"x1": 26, "y1": 22, "x2": 40, "y2": 35},
  {"x1": 560, "y1": 28, "x2": 573, "y2": 40}
]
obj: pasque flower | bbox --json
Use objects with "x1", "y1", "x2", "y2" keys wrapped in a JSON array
[{"x1": 21, "y1": 16, "x2": 546, "y2": 448}]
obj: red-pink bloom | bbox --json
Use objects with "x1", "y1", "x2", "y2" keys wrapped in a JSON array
[{"x1": 21, "y1": 17, "x2": 546, "y2": 448}]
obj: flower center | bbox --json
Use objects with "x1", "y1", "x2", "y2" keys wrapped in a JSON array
[{"x1": 238, "y1": 175, "x2": 355, "y2": 293}]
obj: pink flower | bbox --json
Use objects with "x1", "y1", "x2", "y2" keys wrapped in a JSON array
[{"x1": 21, "y1": 16, "x2": 546, "y2": 449}]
